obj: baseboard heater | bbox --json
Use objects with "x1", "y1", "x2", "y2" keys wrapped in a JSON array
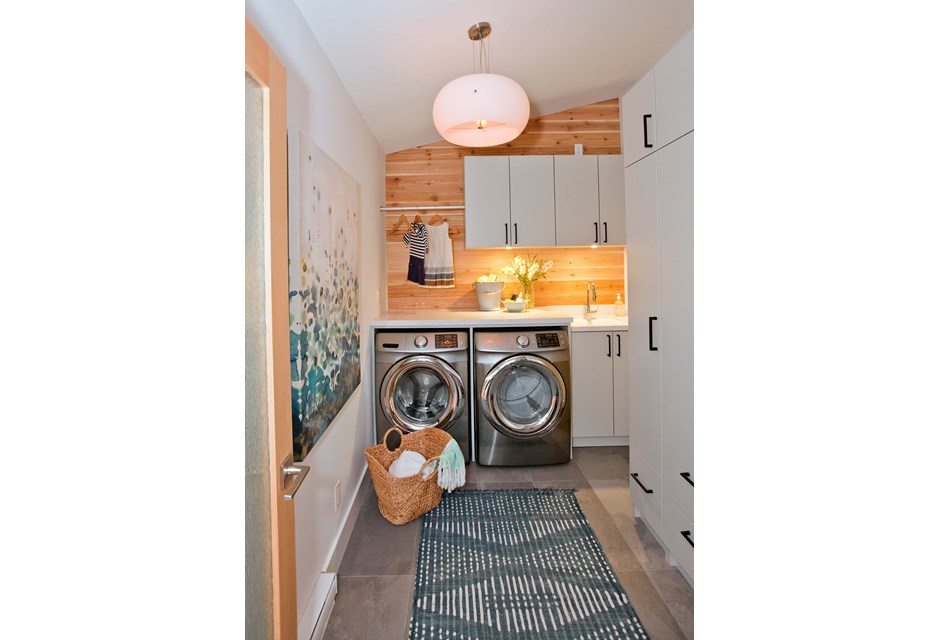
[{"x1": 301, "y1": 572, "x2": 337, "y2": 640}]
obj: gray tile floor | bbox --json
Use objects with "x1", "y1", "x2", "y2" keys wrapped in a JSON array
[{"x1": 324, "y1": 447, "x2": 693, "y2": 640}]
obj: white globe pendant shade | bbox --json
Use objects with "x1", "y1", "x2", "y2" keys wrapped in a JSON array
[{"x1": 432, "y1": 73, "x2": 530, "y2": 147}]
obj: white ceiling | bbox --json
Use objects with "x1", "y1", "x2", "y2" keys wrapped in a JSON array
[{"x1": 293, "y1": 0, "x2": 693, "y2": 153}]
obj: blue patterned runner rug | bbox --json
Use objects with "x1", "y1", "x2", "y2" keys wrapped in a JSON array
[{"x1": 408, "y1": 489, "x2": 649, "y2": 639}]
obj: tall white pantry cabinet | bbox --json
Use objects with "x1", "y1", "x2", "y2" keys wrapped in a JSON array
[{"x1": 621, "y1": 29, "x2": 694, "y2": 585}]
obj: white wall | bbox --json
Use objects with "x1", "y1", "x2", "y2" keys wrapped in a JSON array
[{"x1": 246, "y1": 0, "x2": 387, "y2": 634}]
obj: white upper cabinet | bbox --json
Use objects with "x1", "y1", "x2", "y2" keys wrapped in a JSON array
[
  {"x1": 509, "y1": 155, "x2": 556, "y2": 247},
  {"x1": 554, "y1": 155, "x2": 599, "y2": 246},
  {"x1": 620, "y1": 29, "x2": 693, "y2": 168},
  {"x1": 599, "y1": 155, "x2": 627, "y2": 245},
  {"x1": 465, "y1": 156, "x2": 511, "y2": 248},
  {"x1": 465, "y1": 155, "x2": 554, "y2": 248},
  {"x1": 554, "y1": 154, "x2": 625, "y2": 246},
  {"x1": 654, "y1": 30, "x2": 694, "y2": 149},
  {"x1": 620, "y1": 69, "x2": 656, "y2": 168}
]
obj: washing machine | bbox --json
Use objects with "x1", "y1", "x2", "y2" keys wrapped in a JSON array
[
  {"x1": 474, "y1": 327, "x2": 572, "y2": 466},
  {"x1": 374, "y1": 330, "x2": 471, "y2": 461}
]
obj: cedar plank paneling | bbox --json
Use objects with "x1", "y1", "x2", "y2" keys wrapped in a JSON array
[{"x1": 386, "y1": 99, "x2": 625, "y2": 310}]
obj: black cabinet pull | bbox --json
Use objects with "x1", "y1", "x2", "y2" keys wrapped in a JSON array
[
  {"x1": 606, "y1": 334, "x2": 611, "y2": 358},
  {"x1": 616, "y1": 334, "x2": 621, "y2": 357},
  {"x1": 643, "y1": 114, "x2": 653, "y2": 148},
  {"x1": 594, "y1": 221, "x2": 598, "y2": 244},
  {"x1": 504, "y1": 223, "x2": 509, "y2": 245},
  {"x1": 648, "y1": 316, "x2": 658, "y2": 351},
  {"x1": 514, "y1": 223, "x2": 518, "y2": 244},
  {"x1": 604, "y1": 222, "x2": 608, "y2": 243},
  {"x1": 630, "y1": 472, "x2": 653, "y2": 494},
  {"x1": 681, "y1": 530, "x2": 694, "y2": 548},
  {"x1": 680, "y1": 472, "x2": 694, "y2": 487}
]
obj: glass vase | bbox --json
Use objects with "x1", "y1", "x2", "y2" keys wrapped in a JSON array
[{"x1": 523, "y1": 282, "x2": 535, "y2": 309}]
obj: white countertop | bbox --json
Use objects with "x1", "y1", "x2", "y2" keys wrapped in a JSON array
[{"x1": 372, "y1": 305, "x2": 628, "y2": 332}]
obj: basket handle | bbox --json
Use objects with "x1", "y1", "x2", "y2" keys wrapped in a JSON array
[
  {"x1": 418, "y1": 456, "x2": 441, "y2": 479},
  {"x1": 382, "y1": 427, "x2": 405, "y2": 450}
]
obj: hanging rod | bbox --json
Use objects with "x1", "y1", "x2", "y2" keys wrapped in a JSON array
[{"x1": 379, "y1": 205, "x2": 465, "y2": 212}]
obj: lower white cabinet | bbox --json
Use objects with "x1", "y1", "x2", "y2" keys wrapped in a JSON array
[
  {"x1": 629, "y1": 452, "x2": 663, "y2": 538},
  {"x1": 663, "y1": 495, "x2": 694, "y2": 584},
  {"x1": 571, "y1": 330, "x2": 628, "y2": 440}
]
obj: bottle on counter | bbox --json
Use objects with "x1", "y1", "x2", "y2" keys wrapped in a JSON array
[{"x1": 614, "y1": 293, "x2": 625, "y2": 316}]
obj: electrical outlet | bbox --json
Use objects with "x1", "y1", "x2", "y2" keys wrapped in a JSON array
[
  {"x1": 574, "y1": 143, "x2": 583, "y2": 156},
  {"x1": 333, "y1": 480, "x2": 342, "y2": 512}
]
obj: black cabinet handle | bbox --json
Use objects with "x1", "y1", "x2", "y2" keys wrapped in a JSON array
[
  {"x1": 603, "y1": 222, "x2": 608, "y2": 243},
  {"x1": 616, "y1": 334, "x2": 621, "y2": 357},
  {"x1": 680, "y1": 472, "x2": 694, "y2": 487},
  {"x1": 514, "y1": 223, "x2": 518, "y2": 244},
  {"x1": 630, "y1": 473, "x2": 653, "y2": 494},
  {"x1": 606, "y1": 334, "x2": 611, "y2": 358},
  {"x1": 594, "y1": 222, "x2": 598, "y2": 244},
  {"x1": 648, "y1": 316, "x2": 658, "y2": 351},
  {"x1": 681, "y1": 530, "x2": 694, "y2": 548},
  {"x1": 504, "y1": 223, "x2": 509, "y2": 245},
  {"x1": 643, "y1": 114, "x2": 653, "y2": 148}
]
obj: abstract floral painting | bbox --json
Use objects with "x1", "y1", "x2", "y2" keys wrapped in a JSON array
[{"x1": 287, "y1": 130, "x2": 361, "y2": 461}]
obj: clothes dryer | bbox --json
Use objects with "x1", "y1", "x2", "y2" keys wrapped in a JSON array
[
  {"x1": 474, "y1": 328, "x2": 571, "y2": 466},
  {"x1": 374, "y1": 330, "x2": 470, "y2": 461}
]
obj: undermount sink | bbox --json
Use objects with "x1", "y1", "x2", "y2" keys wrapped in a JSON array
[{"x1": 570, "y1": 315, "x2": 629, "y2": 329}]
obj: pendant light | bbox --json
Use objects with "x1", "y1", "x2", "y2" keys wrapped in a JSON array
[{"x1": 432, "y1": 22, "x2": 530, "y2": 147}]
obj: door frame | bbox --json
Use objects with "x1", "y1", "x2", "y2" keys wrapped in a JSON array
[{"x1": 246, "y1": 17, "x2": 297, "y2": 640}]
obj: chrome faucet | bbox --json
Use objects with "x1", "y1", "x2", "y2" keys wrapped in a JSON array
[{"x1": 584, "y1": 282, "x2": 597, "y2": 319}]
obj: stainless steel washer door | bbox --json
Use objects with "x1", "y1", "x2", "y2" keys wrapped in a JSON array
[
  {"x1": 380, "y1": 355, "x2": 465, "y2": 431},
  {"x1": 480, "y1": 354, "x2": 567, "y2": 439}
]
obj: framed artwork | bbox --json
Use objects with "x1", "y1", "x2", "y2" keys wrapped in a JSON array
[{"x1": 287, "y1": 130, "x2": 361, "y2": 461}]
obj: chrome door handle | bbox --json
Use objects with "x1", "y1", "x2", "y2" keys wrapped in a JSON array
[{"x1": 281, "y1": 453, "x2": 310, "y2": 501}]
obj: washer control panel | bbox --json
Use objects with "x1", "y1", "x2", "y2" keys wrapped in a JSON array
[
  {"x1": 536, "y1": 333, "x2": 561, "y2": 348},
  {"x1": 435, "y1": 334, "x2": 460, "y2": 349}
]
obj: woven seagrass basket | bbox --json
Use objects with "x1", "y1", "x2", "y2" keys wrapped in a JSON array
[{"x1": 364, "y1": 427, "x2": 453, "y2": 525}]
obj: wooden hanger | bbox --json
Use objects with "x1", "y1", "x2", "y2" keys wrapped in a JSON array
[
  {"x1": 428, "y1": 212, "x2": 459, "y2": 238},
  {"x1": 387, "y1": 214, "x2": 409, "y2": 240},
  {"x1": 413, "y1": 213, "x2": 424, "y2": 224}
]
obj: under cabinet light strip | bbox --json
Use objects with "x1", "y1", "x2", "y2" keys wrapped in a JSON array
[{"x1": 379, "y1": 205, "x2": 465, "y2": 212}]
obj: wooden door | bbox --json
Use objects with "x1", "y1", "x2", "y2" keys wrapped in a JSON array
[
  {"x1": 554, "y1": 155, "x2": 599, "y2": 246},
  {"x1": 509, "y1": 155, "x2": 556, "y2": 246},
  {"x1": 465, "y1": 156, "x2": 511, "y2": 247},
  {"x1": 246, "y1": 18, "x2": 297, "y2": 640},
  {"x1": 624, "y1": 152, "x2": 663, "y2": 475}
]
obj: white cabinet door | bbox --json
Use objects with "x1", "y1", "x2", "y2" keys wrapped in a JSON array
[
  {"x1": 663, "y1": 495, "x2": 693, "y2": 583},
  {"x1": 554, "y1": 155, "x2": 600, "y2": 246},
  {"x1": 570, "y1": 331, "x2": 614, "y2": 438},
  {"x1": 509, "y1": 155, "x2": 556, "y2": 247},
  {"x1": 624, "y1": 152, "x2": 663, "y2": 475},
  {"x1": 620, "y1": 69, "x2": 656, "y2": 168},
  {"x1": 612, "y1": 331, "x2": 629, "y2": 437},
  {"x1": 465, "y1": 156, "x2": 510, "y2": 248},
  {"x1": 598, "y1": 155, "x2": 626, "y2": 245},
  {"x1": 659, "y1": 132, "x2": 694, "y2": 519},
  {"x1": 654, "y1": 30, "x2": 694, "y2": 149}
]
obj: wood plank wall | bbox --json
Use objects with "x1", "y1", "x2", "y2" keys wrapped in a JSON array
[{"x1": 385, "y1": 98, "x2": 625, "y2": 310}]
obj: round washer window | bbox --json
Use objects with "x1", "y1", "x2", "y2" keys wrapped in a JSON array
[
  {"x1": 481, "y1": 355, "x2": 566, "y2": 439},
  {"x1": 381, "y1": 355, "x2": 464, "y2": 431}
]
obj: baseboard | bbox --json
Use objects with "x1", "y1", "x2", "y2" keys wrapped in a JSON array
[
  {"x1": 300, "y1": 572, "x2": 337, "y2": 640},
  {"x1": 324, "y1": 465, "x2": 369, "y2": 573},
  {"x1": 572, "y1": 436, "x2": 630, "y2": 447}
]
